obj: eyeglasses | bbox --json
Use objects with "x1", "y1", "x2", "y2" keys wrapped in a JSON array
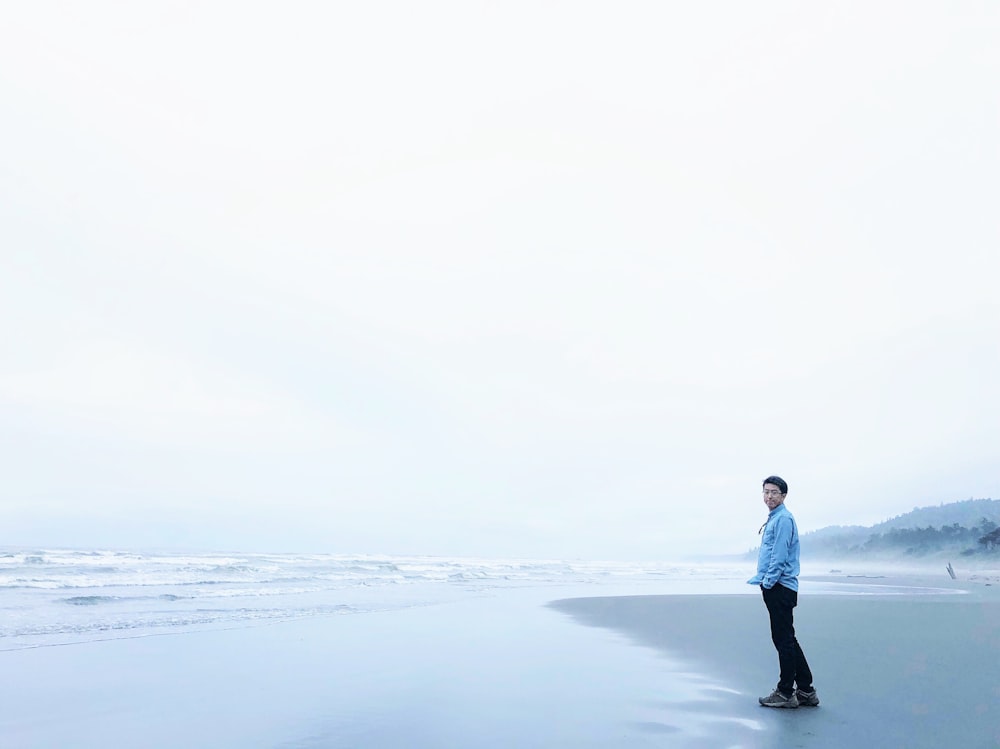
[{"x1": 762, "y1": 489, "x2": 783, "y2": 497}]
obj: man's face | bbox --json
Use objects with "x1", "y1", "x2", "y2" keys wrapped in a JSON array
[{"x1": 763, "y1": 483, "x2": 786, "y2": 511}]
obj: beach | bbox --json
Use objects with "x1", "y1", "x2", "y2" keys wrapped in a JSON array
[
  {"x1": 550, "y1": 574, "x2": 1000, "y2": 749},
  {"x1": 1, "y1": 557, "x2": 997, "y2": 748}
]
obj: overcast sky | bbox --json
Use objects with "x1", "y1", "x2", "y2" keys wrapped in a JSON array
[{"x1": 2, "y1": 2, "x2": 998, "y2": 559}]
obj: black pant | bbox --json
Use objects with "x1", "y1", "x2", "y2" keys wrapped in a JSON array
[{"x1": 762, "y1": 583, "x2": 813, "y2": 696}]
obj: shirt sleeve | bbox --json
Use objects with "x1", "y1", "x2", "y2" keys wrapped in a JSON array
[{"x1": 761, "y1": 515, "x2": 793, "y2": 589}]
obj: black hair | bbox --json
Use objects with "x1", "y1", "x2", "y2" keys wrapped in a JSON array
[{"x1": 762, "y1": 475, "x2": 788, "y2": 495}]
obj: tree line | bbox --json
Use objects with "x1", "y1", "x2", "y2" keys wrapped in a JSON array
[{"x1": 805, "y1": 517, "x2": 1000, "y2": 558}]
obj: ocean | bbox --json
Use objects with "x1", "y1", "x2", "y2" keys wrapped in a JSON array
[{"x1": 0, "y1": 547, "x2": 748, "y2": 652}]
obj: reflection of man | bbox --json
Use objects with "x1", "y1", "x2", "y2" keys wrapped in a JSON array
[{"x1": 748, "y1": 475, "x2": 819, "y2": 708}]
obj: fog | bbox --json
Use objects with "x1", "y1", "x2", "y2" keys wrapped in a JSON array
[{"x1": 2, "y1": 2, "x2": 998, "y2": 558}]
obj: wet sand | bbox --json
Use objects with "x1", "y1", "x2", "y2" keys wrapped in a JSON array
[{"x1": 549, "y1": 576, "x2": 1000, "y2": 748}]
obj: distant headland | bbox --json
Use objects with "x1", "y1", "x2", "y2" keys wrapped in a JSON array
[{"x1": 798, "y1": 498, "x2": 1000, "y2": 560}]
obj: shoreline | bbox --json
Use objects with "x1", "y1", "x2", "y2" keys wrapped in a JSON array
[
  {"x1": 1, "y1": 568, "x2": 996, "y2": 748},
  {"x1": 0, "y1": 582, "x2": 756, "y2": 749}
]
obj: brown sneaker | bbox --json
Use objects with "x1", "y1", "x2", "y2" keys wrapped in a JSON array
[
  {"x1": 759, "y1": 689, "x2": 799, "y2": 708},
  {"x1": 796, "y1": 689, "x2": 820, "y2": 707}
]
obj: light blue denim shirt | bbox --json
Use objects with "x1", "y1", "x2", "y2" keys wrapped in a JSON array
[{"x1": 747, "y1": 503, "x2": 800, "y2": 591}]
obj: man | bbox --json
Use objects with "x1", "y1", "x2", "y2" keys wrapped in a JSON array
[{"x1": 748, "y1": 475, "x2": 819, "y2": 709}]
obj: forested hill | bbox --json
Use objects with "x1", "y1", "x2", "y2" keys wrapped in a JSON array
[
  {"x1": 801, "y1": 498, "x2": 1000, "y2": 558},
  {"x1": 872, "y1": 498, "x2": 1000, "y2": 531}
]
